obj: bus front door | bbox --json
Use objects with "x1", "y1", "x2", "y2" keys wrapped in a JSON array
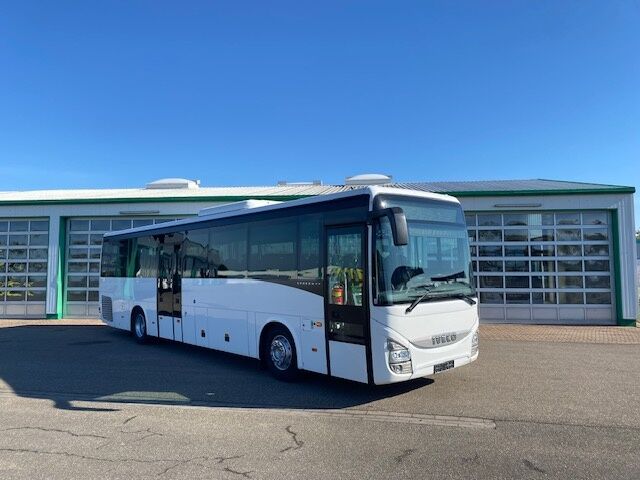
[
  {"x1": 157, "y1": 237, "x2": 183, "y2": 341},
  {"x1": 325, "y1": 224, "x2": 370, "y2": 383}
]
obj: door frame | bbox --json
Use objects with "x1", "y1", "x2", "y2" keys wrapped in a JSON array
[
  {"x1": 323, "y1": 222, "x2": 374, "y2": 384},
  {"x1": 156, "y1": 238, "x2": 182, "y2": 339}
]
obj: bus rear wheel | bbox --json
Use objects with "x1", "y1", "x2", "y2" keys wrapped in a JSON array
[
  {"x1": 132, "y1": 310, "x2": 148, "y2": 344},
  {"x1": 264, "y1": 326, "x2": 299, "y2": 382}
]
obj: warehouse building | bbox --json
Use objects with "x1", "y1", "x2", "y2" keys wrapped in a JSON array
[{"x1": 0, "y1": 177, "x2": 636, "y2": 326}]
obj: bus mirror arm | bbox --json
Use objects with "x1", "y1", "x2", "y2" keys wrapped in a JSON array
[{"x1": 369, "y1": 207, "x2": 408, "y2": 246}]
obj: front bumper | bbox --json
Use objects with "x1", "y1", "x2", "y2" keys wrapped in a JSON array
[{"x1": 371, "y1": 319, "x2": 479, "y2": 385}]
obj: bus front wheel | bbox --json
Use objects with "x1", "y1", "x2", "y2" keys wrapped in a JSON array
[
  {"x1": 132, "y1": 310, "x2": 148, "y2": 344},
  {"x1": 264, "y1": 326, "x2": 299, "y2": 382}
]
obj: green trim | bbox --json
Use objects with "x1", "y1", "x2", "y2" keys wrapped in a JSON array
[
  {"x1": 444, "y1": 187, "x2": 635, "y2": 197},
  {"x1": 617, "y1": 318, "x2": 637, "y2": 327},
  {"x1": 535, "y1": 178, "x2": 636, "y2": 190},
  {"x1": 0, "y1": 195, "x2": 311, "y2": 207},
  {"x1": 610, "y1": 210, "x2": 632, "y2": 326},
  {"x1": 57, "y1": 217, "x2": 67, "y2": 318},
  {"x1": 46, "y1": 313, "x2": 63, "y2": 319}
]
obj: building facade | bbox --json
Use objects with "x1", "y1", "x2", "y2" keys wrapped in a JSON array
[{"x1": 0, "y1": 178, "x2": 636, "y2": 325}]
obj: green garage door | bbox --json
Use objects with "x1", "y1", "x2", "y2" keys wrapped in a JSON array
[
  {"x1": 0, "y1": 219, "x2": 49, "y2": 318},
  {"x1": 64, "y1": 217, "x2": 182, "y2": 317},
  {"x1": 467, "y1": 210, "x2": 615, "y2": 325}
]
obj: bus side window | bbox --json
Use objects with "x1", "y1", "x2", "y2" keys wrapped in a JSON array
[
  {"x1": 298, "y1": 214, "x2": 322, "y2": 280},
  {"x1": 209, "y1": 225, "x2": 247, "y2": 279}
]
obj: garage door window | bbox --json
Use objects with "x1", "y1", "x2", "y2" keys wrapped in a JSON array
[
  {"x1": 65, "y1": 217, "x2": 183, "y2": 317},
  {"x1": 468, "y1": 210, "x2": 614, "y2": 323},
  {"x1": 0, "y1": 219, "x2": 49, "y2": 318}
]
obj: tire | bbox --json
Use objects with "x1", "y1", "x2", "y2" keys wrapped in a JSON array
[
  {"x1": 132, "y1": 310, "x2": 148, "y2": 344},
  {"x1": 264, "y1": 326, "x2": 299, "y2": 382}
]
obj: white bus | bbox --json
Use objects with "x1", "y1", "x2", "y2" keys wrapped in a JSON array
[{"x1": 99, "y1": 187, "x2": 478, "y2": 384}]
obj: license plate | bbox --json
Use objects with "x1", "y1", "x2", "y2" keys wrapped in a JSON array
[{"x1": 434, "y1": 360, "x2": 454, "y2": 373}]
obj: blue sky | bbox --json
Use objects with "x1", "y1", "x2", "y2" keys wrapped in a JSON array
[{"x1": 1, "y1": 2, "x2": 639, "y2": 225}]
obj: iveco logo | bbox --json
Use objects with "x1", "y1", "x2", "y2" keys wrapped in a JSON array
[{"x1": 432, "y1": 333, "x2": 457, "y2": 346}]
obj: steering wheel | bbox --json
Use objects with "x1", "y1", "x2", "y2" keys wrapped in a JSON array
[{"x1": 391, "y1": 266, "x2": 412, "y2": 291}]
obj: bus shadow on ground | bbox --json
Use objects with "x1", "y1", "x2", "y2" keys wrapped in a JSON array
[{"x1": 0, "y1": 324, "x2": 432, "y2": 412}]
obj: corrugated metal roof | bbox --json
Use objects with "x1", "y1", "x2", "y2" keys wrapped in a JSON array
[
  {"x1": 396, "y1": 179, "x2": 634, "y2": 193},
  {"x1": 0, "y1": 179, "x2": 633, "y2": 204}
]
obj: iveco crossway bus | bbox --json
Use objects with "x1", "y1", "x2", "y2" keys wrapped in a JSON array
[{"x1": 99, "y1": 187, "x2": 478, "y2": 384}]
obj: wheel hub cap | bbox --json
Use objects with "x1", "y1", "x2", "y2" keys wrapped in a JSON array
[
  {"x1": 270, "y1": 335, "x2": 292, "y2": 371},
  {"x1": 135, "y1": 314, "x2": 145, "y2": 337}
]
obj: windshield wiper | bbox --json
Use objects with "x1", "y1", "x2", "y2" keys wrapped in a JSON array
[
  {"x1": 405, "y1": 288, "x2": 434, "y2": 314},
  {"x1": 450, "y1": 293, "x2": 477, "y2": 305},
  {"x1": 431, "y1": 270, "x2": 466, "y2": 282},
  {"x1": 405, "y1": 289, "x2": 477, "y2": 314}
]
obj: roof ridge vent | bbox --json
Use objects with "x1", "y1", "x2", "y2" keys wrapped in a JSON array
[
  {"x1": 146, "y1": 178, "x2": 200, "y2": 190},
  {"x1": 345, "y1": 173, "x2": 393, "y2": 186},
  {"x1": 198, "y1": 200, "x2": 281, "y2": 217}
]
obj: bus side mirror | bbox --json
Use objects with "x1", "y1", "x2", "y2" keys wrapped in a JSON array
[{"x1": 369, "y1": 207, "x2": 408, "y2": 246}]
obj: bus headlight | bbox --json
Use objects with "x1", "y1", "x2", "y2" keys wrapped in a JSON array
[
  {"x1": 471, "y1": 330, "x2": 479, "y2": 357},
  {"x1": 387, "y1": 339, "x2": 412, "y2": 374}
]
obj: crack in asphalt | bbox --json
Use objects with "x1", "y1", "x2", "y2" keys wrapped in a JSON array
[
  {"x1": 394, "y1": 448, "x2": 416, "y2": 463},
  {"x1": 0, "y1": 447, "x2": 246, "y2": 477},
  {"x1": 122, "y1": 415, "x2": 138, "y2": 425},
  {"x1": 94, "y1": 427, "x2": 164, "y2": 450},
  {"x1": 158, "y1": 455, "x2": 245, "y2": 478},
  {"x1": 156, "y1": 456, "x2": 210, "y2": 477},
  {"x1": 223, "y1": 466, "x2": 253, "y2": 478},
  {"x1": 1, "y1": 426, "x2": 107, "y2": 439},
  {"x1": 0, "y1": 447, "x2": 171, "y2": 464},
  {"x1": 124, "y1": 428, "x2": 163, "y2": 442},
  {"x1": 523, "y1": 459, "x2": 547, "y2": 474},
  {"x1": 280, "y1": 425, "x2": 304, "y2": 452}
]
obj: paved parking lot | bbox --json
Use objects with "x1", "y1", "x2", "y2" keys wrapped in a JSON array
[{"x1": 0, "y1": 320, "x2": 639, "y2": 479}]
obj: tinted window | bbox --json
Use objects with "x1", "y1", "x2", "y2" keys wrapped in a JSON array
[
  {"x1": 101, "y1": 238, "x2": 127, "y2": 277},
  {"x1": 133, "y1": 236, "x2": 157, "y2": 278},
  {"x1": 249, "y1": 219, "x2": 297, "y2": 279},
  {"x1": 183, "y1": 229, "x2": 209, "y2": 278},
  {"x1": 298, "y1": 215, "x2": 322, "y2": 279},
  {"x1": 210, "y1": 225, "x2": 247, "y2": 278}
]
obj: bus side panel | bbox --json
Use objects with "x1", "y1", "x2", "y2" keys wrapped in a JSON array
[
  {"x1": 181, "y1": 307, "x2": 197, "y2": 345},
  {"x1": 99, "y1": 277, "x2": 157, "y2": 335},
  {"x1": 182, "y1": 278, "x2": 326, "y2": 372},
  {"x1": 206, "y1": 308, "x2": 249, "y2": 356}
]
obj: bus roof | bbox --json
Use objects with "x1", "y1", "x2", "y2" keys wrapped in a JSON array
[{"x1": 103, "y1": 186, "x2": 459, "y2": 240}]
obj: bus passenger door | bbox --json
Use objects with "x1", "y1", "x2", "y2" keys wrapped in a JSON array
[
  {"x1": 157, "y1": 236, "x2": 183, "y2": 341},
  {"x1": 325, "y1": 225, "x2": 370, "y2": 383}
]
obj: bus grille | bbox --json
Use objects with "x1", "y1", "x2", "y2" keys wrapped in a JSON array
[{"x1": 101, "y1": 296, "x2": 113, "y2": 322}]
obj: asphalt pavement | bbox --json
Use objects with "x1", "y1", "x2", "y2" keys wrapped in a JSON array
[{"x1": 0, "y1": 322, "x2": 638, "y2": 479}]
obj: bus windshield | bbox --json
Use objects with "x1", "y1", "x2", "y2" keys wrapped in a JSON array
[{"x1": 374, "y1": 195, "x2": 474, "y2": 306}]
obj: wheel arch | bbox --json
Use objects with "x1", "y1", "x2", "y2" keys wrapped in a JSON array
[{"x1": 258, "y1": 321, "x2": 301, "y2": 368}]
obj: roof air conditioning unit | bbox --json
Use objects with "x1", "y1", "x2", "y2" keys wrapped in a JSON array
[
  {"x1": 345, "y1": 173, "x2": 393, "y2": 186},
  {"x1": 145, "y1": 178, "x2": 200, "y2": 190}
]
